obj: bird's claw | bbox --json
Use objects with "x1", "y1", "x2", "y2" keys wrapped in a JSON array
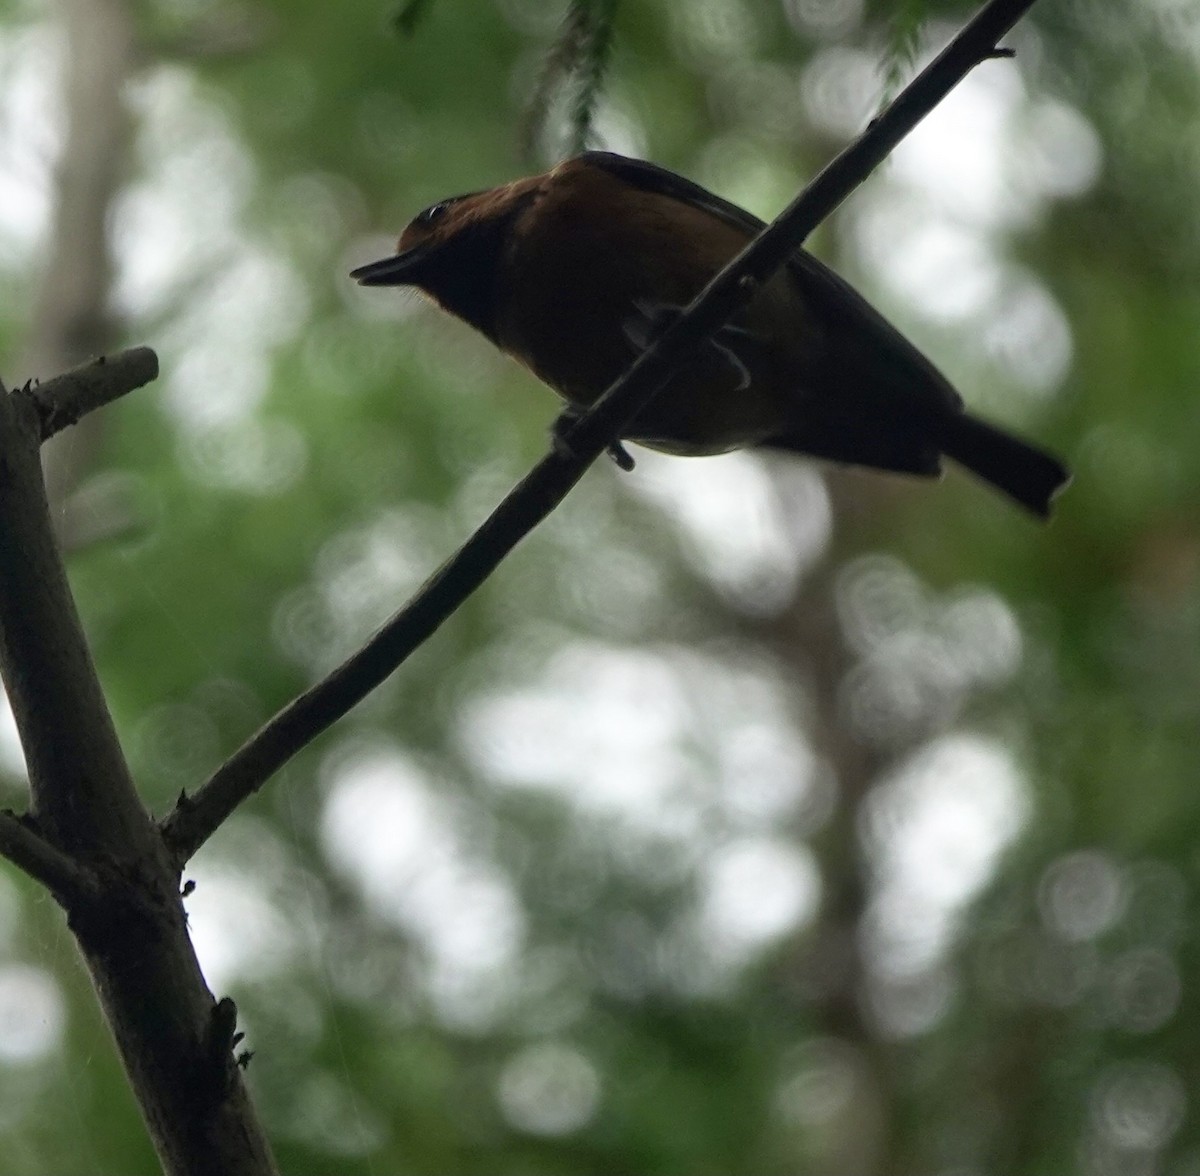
[
  {"x1": 607, "y1": 439, "x2": 636, "y2": 471},
  {"x1": 551, "y1": 408, "x2": 636, "y2": 471},
  {"x1": 707, "y1": 338, "x2": 751, "y2": 391},
  {"x1": 623, "y1": 299, "x2": 753, "y2": 391}
]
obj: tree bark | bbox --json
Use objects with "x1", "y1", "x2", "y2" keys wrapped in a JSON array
[{"x1": 0, "y1": 378, "x2": 279, "y2": 1175}]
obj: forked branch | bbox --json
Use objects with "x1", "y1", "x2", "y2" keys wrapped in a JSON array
[{"x1": 0, "y1": 811, "x2": 99, "y2": 902}]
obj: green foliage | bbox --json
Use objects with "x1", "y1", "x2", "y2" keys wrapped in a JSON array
[
  {"x1": 521, "y1": 0, "x2": 621, "y2": 161},
  {"x1": 391, "y1": 0, "x2": 436, "y2": 38},
  {"x1": 879, "y1": 0, "x2": 928, "y2": 105}
]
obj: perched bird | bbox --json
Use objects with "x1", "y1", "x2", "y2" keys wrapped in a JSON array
[{"x1": 352, "y1": 151, "x2": 1069, "y2": 516}]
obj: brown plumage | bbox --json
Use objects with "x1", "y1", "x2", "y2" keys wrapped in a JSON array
[{"x1": 352, "y1": 151, "x2": 1069, "y2": 516}]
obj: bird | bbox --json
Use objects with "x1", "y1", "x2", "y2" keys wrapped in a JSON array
[{"x1": 351, "y1": 150, "x2": 1069, "y2": 517}]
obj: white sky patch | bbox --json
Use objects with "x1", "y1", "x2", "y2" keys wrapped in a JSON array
[
  {"x1": 320, "y1": 745, "x2": 525, "y2": 1030},
  {"x1": 979, "y1": 270, "x2": 1074, "y2": 394},
  {"x1": 1147, "y1": 0, "x2": 1200, "y2": 59},
  {"x1": 461, "y1": 640, "x2": 820, "y2": 985},
  {"x1": 862, "y1": 734, "x2": 1028, "y2": 986},
  {"x1": 460, "y1": 639, "x2": 815, "y2": 846},
  {"x1": 892, "y1": 62, "x2": 1029, "y2": 230},
  {"x1": 111, "y1": 66, "x2": 311, "y2": 495},
  {"x1": 184, "y1": 819, "x2": 308, "y2": 992},
  {"x1": 0, "y1": 22, "x2": 61, "y2": 262},
  {"x1": 1014, "y1": 98, "x2": 1104, "y2": 201},
  {"x1": 717, "y1": 715, "x2": 819, "y2": 830},
  {"x1": 775, "y1": 1037, "x2": 861, "y2": 1130},
  {"x1": 0, "y1": 692, "x2": 26, "y2": 779},
  {"x1": 669, "y1": 0, "x2": 762, "y2": 65},
  {"x1": 0, "y1": 964, "x2": 66, "y2": 1063},
  {"x1": 843, "y1": 43, "x2": 1100, "y2": 400},
  {"x1": 468, "y1": 644, "x2": 692, "y2": 820},
  {"x1": 186, "y1": 866, "x2": 303, "y2": 992},
  {"x1": 867, "y1": 215, "x2": 1002, "y2": 325},
  {"x1": 116, "y1": 66, "x2": 257, "y2": 318},
  {"x1": 698, "y1": 836, "x2": 821, "y2": 960},
  {"x1": 315, "y1": 507, "x2": 452, "y2": 636},
  {"x1": 800, "y1": 46, "x2": 880, "y2": 139},
  {"x1": 837, "y1": 554, "x2": 1023, "y2": 742},
  {"x1": 631, "y1": 451, "x2": 830, "y2": 613}
]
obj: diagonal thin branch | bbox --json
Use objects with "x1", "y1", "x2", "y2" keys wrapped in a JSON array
[
  {"x1": 0, "y1": 810, "x2": 99, "y2": 902},
  {"x1": 161, "y1": 0, "x2": 1042, "y2": 866},
  {"x1": 19, "y1": 347, "x2": 160, "y2": 441}
]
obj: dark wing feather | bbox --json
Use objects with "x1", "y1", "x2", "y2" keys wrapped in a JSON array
[
  {"x1": 578, "y1": 150, "x2": 962, "y2": 413},
  {"x1": 784, "y1": 248, "x2": 962, "y2": 411}
]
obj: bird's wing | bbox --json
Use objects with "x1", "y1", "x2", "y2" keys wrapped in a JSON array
[
  {"x1": 579, "y1": 151, "x2": 962, "y2": 412},
  {"x1": 784, "y1": 248, "x2": 963, "y2": 411}
]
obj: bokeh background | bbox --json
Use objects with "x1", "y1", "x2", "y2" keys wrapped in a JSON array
[{"x1": 2, "y1": 0, "x2": 1198, "y2": 1172}]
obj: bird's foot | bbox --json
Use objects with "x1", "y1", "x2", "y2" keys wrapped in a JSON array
[
  {"x1": 623, "y1": 299, "x2": 754, "y2": 391},
  {"x1": 551, "y1": 407, "x2": 636, "y2": 471}
]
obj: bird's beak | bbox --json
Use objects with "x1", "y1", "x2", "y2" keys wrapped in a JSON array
[{"x1": 350, "y1": 242, "x2": 436, "y2": 286}]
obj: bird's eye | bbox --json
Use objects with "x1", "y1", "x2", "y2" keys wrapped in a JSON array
[{"x1": 416, "y1": 200, "x2": 452, "y2": 227}]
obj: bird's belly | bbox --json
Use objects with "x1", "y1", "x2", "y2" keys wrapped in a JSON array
[
  {"x1": 516, "y1": 332, "x2": 785, "y2": 454},
  {"x1": 502, "y1": 291, "x2": 804, "y2": 455}
]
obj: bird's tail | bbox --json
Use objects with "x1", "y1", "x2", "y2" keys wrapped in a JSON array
[{"x1": 938, "y1": 412, "x2": 1070, "y2": 518}]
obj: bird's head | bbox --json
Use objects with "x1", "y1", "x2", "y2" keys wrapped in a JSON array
[{"x1": 350, "y1": 177, "x2": 543, "y2": 338}]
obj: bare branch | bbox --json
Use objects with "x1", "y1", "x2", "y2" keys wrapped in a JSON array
[
  {"x1": 162, "y1": 0, "x2": 1042, "y2": 865},
  {"x1": 20, "y1": 347, "x2": 159, "y2": 441},
  {"x1": 0, "y1": 810, "x2": 98, "y2": 901}
]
